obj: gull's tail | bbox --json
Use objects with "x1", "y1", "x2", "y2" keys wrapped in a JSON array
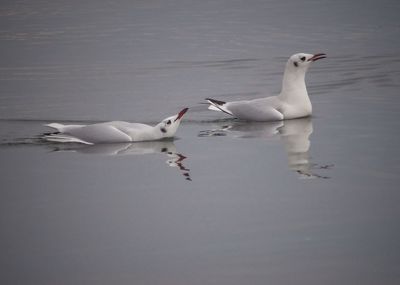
[
  {"x1": 205, "y1": 98, "x2": 234, "y2": 116},
  {"x1": 43, "y1": 123, "x2": 91, "y2": 144},
  {"x1": 45, "y1": 123, "x2": 65, "y2": 132},
  {"x1": 42, "y1": 133, "x2": 93, "y2": 145}
]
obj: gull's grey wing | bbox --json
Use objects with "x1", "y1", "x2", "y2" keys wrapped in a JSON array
[
  {"x1": 226, "y1": 97, "x2": 284, "y2": 121},
  {"x1": 109, "y1": 122, "x2": 154, "y2": 133},
  {"x1": 65, "y1": 122, "x2": 133, "y2": 143}
]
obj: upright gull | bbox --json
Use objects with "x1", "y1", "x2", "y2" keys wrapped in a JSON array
[{"x1": 206, "y1": 53, "x2": 326, "y2": 121}]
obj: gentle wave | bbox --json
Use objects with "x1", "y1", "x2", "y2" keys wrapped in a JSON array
[{"x1": 1, "y1": 55, "x2": 398, "y2": 89}]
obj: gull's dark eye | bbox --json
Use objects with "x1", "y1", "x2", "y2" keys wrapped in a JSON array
[
  {"x1": 166, "y1": 120, "x2": 171, "y2": 125},
  {"x1": 293, "y1": 62, "x2": 298, "y2": 67},
  {"x1": 300, "y1": 56, "x2": 306, "y2": 61}
]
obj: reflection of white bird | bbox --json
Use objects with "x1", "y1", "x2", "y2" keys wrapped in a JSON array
[
  {"x1": 166, "y1": 153, "x2": 192, "y2": 181},
  {"x1": 279, "y1": 119, "x2": 332, "y2": 179},
  {"x1": 43, "y1": 108, "x2": 189, "y2": 144},
  {"x1": 47, "y1": 140, "x2": 193, "y2": 181},
  {"x1": 48, "y1": 141, "x2": 176, "y2": 156},
  {"x1": 199, "y1": 118, "x2": 332, "y2": 179},
  {"x1": 279, "y1": 118, "x2": 313, "y2": 177},
  {"x1": 199, "y1": 121, "x2": 283, "y2": 138},
  {"x1": 206, "y1": 53, "x2": 326, "y2": 121}
]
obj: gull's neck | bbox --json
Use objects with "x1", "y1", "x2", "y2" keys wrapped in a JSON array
[
  {"x1": 278, "y1": 66, "x2": 309, "y2": 105},
  {"x1": 125, "y1": 124, "x2": 166, "y2": 141}
]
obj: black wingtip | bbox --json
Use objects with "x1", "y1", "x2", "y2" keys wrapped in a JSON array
[
  {"x1": 206, "y1": 98, "x2": 226, "y2": 106},
  {"x1": 42, "y1": 131, "x2": 60, "y2": 136}
]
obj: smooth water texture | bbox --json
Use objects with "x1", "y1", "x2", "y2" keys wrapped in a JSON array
[{"x1": 1, "y1": 0, "x2": 400, "y2": 284}]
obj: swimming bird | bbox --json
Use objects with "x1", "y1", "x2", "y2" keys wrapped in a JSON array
[
  {"x1": 206, "y1": 53, "x2": 326, "y2": 121},
  {"x1": 42, "y1": 108, "x2": 189, "y2": 144}
]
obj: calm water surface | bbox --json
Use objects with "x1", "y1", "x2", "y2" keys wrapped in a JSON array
[{"x1": 1, "y1": 0, "x2": 400, "y2": 284}]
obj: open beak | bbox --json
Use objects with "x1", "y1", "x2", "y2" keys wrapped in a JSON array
[
  {"x1": 308, "y1": 53, "x2": 326, "y2": 62},
  {"x1": 174, "y1": 107, "x2": 189, "y2": 122}
]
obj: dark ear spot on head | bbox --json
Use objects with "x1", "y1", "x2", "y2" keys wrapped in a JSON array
[
  {"x1": 293, "y1": 61, "x2": 298, "y2": 67},
  {"x1": 160, "y1": 127, "x2": 167, "y2": 133}
]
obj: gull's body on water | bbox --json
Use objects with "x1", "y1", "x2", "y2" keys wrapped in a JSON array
[
  {"x1": 43, "y1": 108, "x2": 189, "y2": 144},
  {"x1": 206, "y1": 53, "x2": 326, "y2": 121}
]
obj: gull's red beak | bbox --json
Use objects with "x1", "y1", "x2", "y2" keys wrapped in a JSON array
[
  {"x1": 308, "y1": 53, "x2": 327, "y2": 62},
  {"x1": 174, "y1": 108, "x2": 189, "y2": 122}
]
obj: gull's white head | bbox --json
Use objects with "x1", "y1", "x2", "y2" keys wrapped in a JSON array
[
  {"x1": 286, "y1": 53, "x2": 326, "y2": 73},
  {"x1": 157, "y1": 108, "x2": 189, "y2": 137}
]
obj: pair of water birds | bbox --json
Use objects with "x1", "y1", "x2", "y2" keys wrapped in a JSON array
[{"x1": 44, "y1": 52, "x2": 326, "y2": 145}]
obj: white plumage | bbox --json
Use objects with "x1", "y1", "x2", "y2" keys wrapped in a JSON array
[
  {"x1": 43, "y1": 108, "x2": 188, "y2": 144},
  {"x1": 206, "y1": 53, "x2": 326, "y2": 121}
]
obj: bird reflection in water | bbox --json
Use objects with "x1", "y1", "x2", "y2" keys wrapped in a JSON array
[
  {"x1": 47, "y1": 140, "x2": 192, "y2": 181},
  {"x1": 199, "y1": 118, "x2": 333, "y2": 179}
]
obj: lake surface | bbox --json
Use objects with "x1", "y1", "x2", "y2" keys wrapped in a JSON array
[{"x1": 1, "y1": 0, "x2": 400, "y2": 284}]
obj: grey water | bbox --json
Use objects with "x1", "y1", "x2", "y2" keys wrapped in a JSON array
[{"x1": 1, "y1": 0, "x2": 400, "y2": 284}]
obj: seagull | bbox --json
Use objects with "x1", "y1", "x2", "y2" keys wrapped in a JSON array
[
  {"x1": 206, "y1": 53, "x2": 326, "y2": 121},
  {"x1": 42, "y1": 108, "x2": 189, "y2": 144}
]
